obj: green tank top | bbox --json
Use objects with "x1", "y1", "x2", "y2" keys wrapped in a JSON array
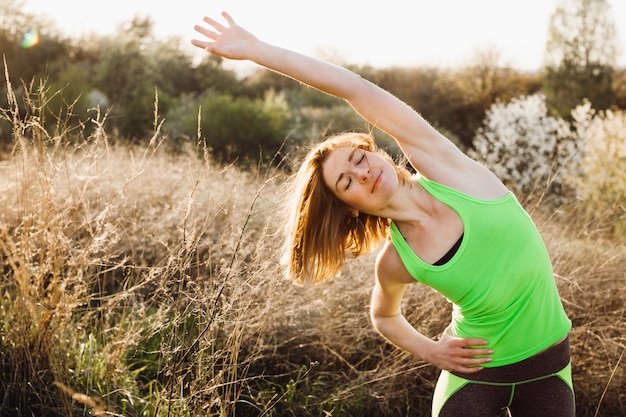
[{"x1": 390, "y1": 177, "x2": 571, "y2": 367}]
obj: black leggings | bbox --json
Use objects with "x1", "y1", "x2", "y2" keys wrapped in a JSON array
[{"x1": 434, "y1": 337, "x2": 575, "y2": 417}]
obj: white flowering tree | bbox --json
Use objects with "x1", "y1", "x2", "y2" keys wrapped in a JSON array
[
  {"x1": 572, "y1": 101, "x2": 626, "y2": 206},
  {"x1": 469, "y1": 94, "x2": 581, "y2": 195}
]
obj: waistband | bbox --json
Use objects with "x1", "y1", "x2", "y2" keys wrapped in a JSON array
[{"x1": 452, "y1": 335, "x2": 571, "y2": 384}]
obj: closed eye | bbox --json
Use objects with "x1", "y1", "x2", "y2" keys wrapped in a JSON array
[{"x1": 345, "y1": 151, "x2": 366, "y2": 190}]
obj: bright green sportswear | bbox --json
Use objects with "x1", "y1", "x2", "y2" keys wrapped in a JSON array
[{"x1": 390, "y1": 177, "x2": 571, "y2": 367}]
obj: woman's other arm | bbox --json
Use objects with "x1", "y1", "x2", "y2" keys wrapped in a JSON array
[{"x1": 371, "y1": 243, "x2": 493, "y2": 373}]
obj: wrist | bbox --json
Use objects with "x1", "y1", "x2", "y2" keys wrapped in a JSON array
[
  {"x1": 249, "y1": 40, "x2": 278, "y2": 65},
  {"x1": 418, "y1": 338, "x2": 437, "y2": 365}
]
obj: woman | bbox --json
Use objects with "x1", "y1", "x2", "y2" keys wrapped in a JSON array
[{"x1": 192, "y1": 12, "x2": 574, "y2": 417}]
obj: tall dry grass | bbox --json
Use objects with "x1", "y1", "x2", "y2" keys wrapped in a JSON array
[
  {"x1": 0, "y1": 76, "x2": 624, "y2": 416},
  {"x1": 0, "y1": 75, "x2": 291, "y2": 416}
]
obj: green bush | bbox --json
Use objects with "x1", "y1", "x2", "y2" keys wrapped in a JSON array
[{"x1": 191, "y1": 91, "x2": 290, "y2": 166}]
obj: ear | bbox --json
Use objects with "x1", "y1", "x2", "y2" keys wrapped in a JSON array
[{"x1": 350, "y1": 209, "x2": 359, "y2": 218}]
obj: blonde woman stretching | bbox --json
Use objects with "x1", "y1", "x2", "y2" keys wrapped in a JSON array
[{"x1": 192, "y1": 12, "x2": 574, "y2": 417}]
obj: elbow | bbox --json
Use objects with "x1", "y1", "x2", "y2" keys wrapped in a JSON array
[
  {"x1": 370, "y1": 313, "x2": 388, "y2": 337},
  {"x1": 369, "y1": 301, "x2": 385, "y2": 332},
  {"x1": 369, "y1": 305, "x2": 402, "y2": 334},
  {"x1": 370, "y1": 309, "x2": 383, "y2": 332},
  {"x1": 343, "y1": 73, "x2": 377, "y2": 102},
  {"x1": 370, "y1": 310, "x2": 401, "y2": 322}
]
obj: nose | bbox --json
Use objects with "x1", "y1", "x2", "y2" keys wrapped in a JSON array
[{"x1": 357, "y1": 166, "x2": 370, "y2": 183}]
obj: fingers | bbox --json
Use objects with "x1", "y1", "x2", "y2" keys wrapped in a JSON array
[
  {"x1": 200, "y1": 11, "x2": 235, "y2": 33},
  {"x1": 456, "y1": 338, "x2": 490, "y2": 348},
  {"x1": 190, "y1": 27, "x2": 216, "y2": 51},
  {"x1": 458, "y1": 350, "x2": 492, "y2": 371},
  {"x1": 456, "y1": 364, "x2": 486, "y2": 374},
  {"x1": 455, "y1": 341, "x2": 493, "y2": 364},
  {"x1": 202, "y1": 16, "x2": 226, "y2": 33},
  {"x1": 221, "y1": 11, "x2": 236, "y2": 26},
  {"x1": 447, "y1": 353, "x2": 492, "y2": 374},
  {"x1": 454, "y1": 347, "x2": 492, "y2": 365},
  {"x1": 437, "y1": 335, "x2": 493, "y2": 373},
  {"x1": 193, "y1": 25, "x2": 218, "y2": 41},
  {"x1": 444, "y1": 336, "x2": 492, "y2": 355},
  {"x1": 190, "y1": 38, "x2": 208, "y2": 50},
  {"x1": 457, "y1": 347, "x2": 493, "y2": 359},
  {"x1": 191, "y1": 13, "x2": 230, "y2": 51}
]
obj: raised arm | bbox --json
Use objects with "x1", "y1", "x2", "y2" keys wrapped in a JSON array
[
  {"x1": 191, "y1": 13, "x2": 435, "y2": 151},
  {"x1": 192, "y1": 12, "x2": 507, "y2": 197},
  {"x1": 192, "y1": 14, "x2": 370, "y2": 104}
]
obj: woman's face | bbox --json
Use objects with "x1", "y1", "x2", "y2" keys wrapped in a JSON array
[{"x1": 321, "y1": 146, "x2": 399, "y2": 215}]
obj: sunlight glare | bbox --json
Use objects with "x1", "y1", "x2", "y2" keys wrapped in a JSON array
[{"x1": 20, "y1": 27, "x2": 40, "y2": 48}]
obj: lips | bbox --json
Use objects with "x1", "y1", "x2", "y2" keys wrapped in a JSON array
[{"x1": 371, "y1": 171, "x2": 382, "y2": 193}]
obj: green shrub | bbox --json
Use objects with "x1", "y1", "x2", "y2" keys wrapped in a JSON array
[{"x1": 191, "y1": 91, "x2": 290, "y2": 166}]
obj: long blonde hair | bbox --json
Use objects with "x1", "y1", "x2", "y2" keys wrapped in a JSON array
[{"x1": 281, "y1": 132, "x2": 411, "y2": 285}]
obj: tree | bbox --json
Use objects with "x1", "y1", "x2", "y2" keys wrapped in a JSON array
[
  {"x1": 95, "y1": 16, "x2": 158, "y2": 138},
  {"x1": 469, "y1": 94, "x2": 581, "y2": 196},
  {"x1": 0, "y1": 0, "x2": 82, "y2": 144},
  {"x1": 572, "y1": 102, "x2": 626, "y2": 207},
  {"x1": 369, "y1": 49, "x2": 542, "y2": 150},
  {"x1": 0, "y1": 0, "x2": 70, "y2": 83},
  {"x1": 543, "y1": 0, "x2": 618, "y2": 118},
  {"x1": 613, "y1": 69, "x2": 626, "y2": 110}
]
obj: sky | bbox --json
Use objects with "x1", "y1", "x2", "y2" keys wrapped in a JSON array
[{"x1": 21, "y1": 0, "x2": 626, "y2": 71}]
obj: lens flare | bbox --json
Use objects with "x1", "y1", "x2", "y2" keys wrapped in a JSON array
[{"x1": 20, "y1": 28, "x2": 40, "y2": 48}]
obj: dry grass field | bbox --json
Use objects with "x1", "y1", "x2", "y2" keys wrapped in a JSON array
[{"x1": 0, "y1": 86, "x2": 624, "y2": 417}]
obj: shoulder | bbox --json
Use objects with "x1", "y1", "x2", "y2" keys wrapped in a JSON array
[
  {"x1": 375, "y1": 240, "x2": 415, "y2": 286},
  {"x1": 411, "y1": 144, "x2": 509, "y2": 200}
]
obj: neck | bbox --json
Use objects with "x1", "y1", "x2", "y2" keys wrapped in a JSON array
[{"x1": 379, "y1": 180, "x2": 434, "y2": 226}]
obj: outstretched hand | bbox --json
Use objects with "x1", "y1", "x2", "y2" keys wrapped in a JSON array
[
  {"x1": 191, "y1": 12, "x2": 257, "y2": 60},
  {"x1": 425, "y1": 332, "x2": 494, "y2": 374}
]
